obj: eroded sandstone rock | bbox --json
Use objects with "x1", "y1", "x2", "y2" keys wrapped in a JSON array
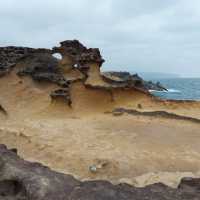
[
  {"x1": 50, "y1": 88, "x2": 72, "y2": 106},
  {"x1": 53, "y1": 40, "x2": 104, "y2": 67},
  {"x1": 0, "y1": 46, "x2": 51, "y2": 75},
  {"x1": 102, "y1": 72, "x2": 167, "y2": 91},
  {"x1": 17, "y1": 53, "x2": 70, "y2": 87},
  {"x1": 0, "y1": 144, "x2": 200, "y2": 200},
  {"x1": 0, "y1": 40, "x2": 159, "y2": 93},
  {"x1": 0, "y1": 40, "x2": 167, "y2": 109}
]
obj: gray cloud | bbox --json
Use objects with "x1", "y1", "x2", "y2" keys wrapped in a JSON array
[{"x1": 0, "y1": 0, "x2": 200, "y2": 77}]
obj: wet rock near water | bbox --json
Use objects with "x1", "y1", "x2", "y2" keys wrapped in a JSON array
[
  {"x1": 102, "y1": 72, "x2": 167, "y2": 91},
  {"x1": 145, "y1": 81, "x2": 168, "y2": 91},
  {"x1": 0, "y1": 144, "x2": 200, "y2": 200}
]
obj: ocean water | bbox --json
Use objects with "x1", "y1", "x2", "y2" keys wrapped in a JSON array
[{"x1": 150, "y1": 78, "x2": 200, "y2": 101}]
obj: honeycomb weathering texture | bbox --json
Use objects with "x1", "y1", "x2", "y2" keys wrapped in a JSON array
[{"x1": 0, "y1": 40, "x2": 166, "y2": 95}]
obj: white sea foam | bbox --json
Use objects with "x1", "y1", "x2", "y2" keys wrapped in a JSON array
[
  {"x1": 149, "y1": 89, "x2": 181, "y2": 93},
  {"x1": 167, "y1": 89, "x2": 181, "y2": 93}
]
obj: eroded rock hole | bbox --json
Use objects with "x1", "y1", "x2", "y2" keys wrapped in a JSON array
[{"x1": 52, "y1": 53, "x2": 62, "y2": 60}]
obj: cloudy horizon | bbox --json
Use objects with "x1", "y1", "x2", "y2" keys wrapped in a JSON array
[{"x1": 1, "y1": 0, "x2": 200, "y2": 77}]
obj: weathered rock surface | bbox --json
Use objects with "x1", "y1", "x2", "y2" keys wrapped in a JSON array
[
  {"x1": 0, "y1": 40, "x2": 166, "y2": 93},
  {"x1": 17, "y1": 53, "x2": 70, "y2": 87},
  {"x1": 145, "y1": 81, "x2": 168, "y2": 91},
  {"x1": 53, "y1": 40, "x2": 87, "y2": 62},
  {"x1": 102, "y1": 72, "x2": 167, "y2": 91},
  {"x1": 0, "y1": 46, "x2": 51, "y2": 76},
  {"x1": 53, "y1": 40, "x2": 105, "y2": 68},
  {"x1": 112, "y1": 108, "x2": 200, "y2": 123},
  {"x1": 50, "y1": 88, "x2": 72, "y2": 106},
  {"x1": 0, "y1": 144, "x2": 200, "y2": 200},
  {"x1": 0, "y1": 40, "x2": 168, "y2": 110},
  {"x1": 0, "y1": 144, "x2": 80, "y2": 200}
]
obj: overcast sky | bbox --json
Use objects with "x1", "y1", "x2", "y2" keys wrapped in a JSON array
[{"x1": 1, "y1": 0, "x2": 200, "y2": 77}]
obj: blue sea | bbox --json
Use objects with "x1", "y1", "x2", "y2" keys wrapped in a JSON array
[{"x1": 150, "y1": 78, "x2": 200, "y2": 101}]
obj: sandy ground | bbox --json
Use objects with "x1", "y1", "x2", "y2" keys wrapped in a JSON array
[{"x1": 0, "y1": 71, "x2": 200, "y2": 188}]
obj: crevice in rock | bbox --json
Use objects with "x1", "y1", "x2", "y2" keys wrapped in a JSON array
[
  {"x1": 0, "y1": 104, "x2": 7, "y2": 116},
  {"x1": 112, "y1": 108, "x2": 200, "y2": 123}
]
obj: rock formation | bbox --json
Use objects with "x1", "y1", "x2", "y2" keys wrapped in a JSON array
[
  {"x1": 17, "y1": 52, "x2": 70, "y2": 87},
  {"x1": 0, "y1": 46, "x2": 50, "y2": 76},
  {"x1": 112, "y1": 108, "x2": 200, "y2": 123},
  {"x1": 52, "y1": 40, "x2": 104, "y2": 69},
  {"x1": 0, "y1": 144, "x2": 200, "y2": 200},
  {"x1": 50, "y1": 88, "x2": 72, "y2": 106},
  {"x1": 102, "y1": 72, "x2": 167, "y2": 91},
  {"x1": 0, "y1": 40, "x2": 164, "y2": 107},
  {"x1": 1, "y1": 40, "x2": 200, "y2": 200}
]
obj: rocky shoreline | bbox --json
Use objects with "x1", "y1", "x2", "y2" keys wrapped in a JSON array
[{"x1": 102, "y1": 71, "x2": 167, "y2": 91}]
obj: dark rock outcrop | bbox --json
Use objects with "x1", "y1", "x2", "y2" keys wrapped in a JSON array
[
  {"x1": 145, "y1": 81, "x2": 168, "y2": 91},
  {"x1": 53, "y1": 40, "x2": 105, "y2": 68},
  {"x1": 53, "y1": 40, "x2": 87, "y2": 61},
  {"x1": 0, "y1": 144, "x2": 80, "y2": 200},
  {"x1": 17, "y1": 53, "x2": 70, "y2": 87},
  {"x1": 102, "y1": 72, "x2": 167, "y2": 91},
  {"x1": 0, "y1": 144, "x2": 200, "y2": 200},
  {"x1": 0, "y1": 46, "x2": 51, "y2": 76}
]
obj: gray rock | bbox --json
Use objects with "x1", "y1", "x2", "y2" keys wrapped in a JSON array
[
  {"x1": 0, "y1": 144, "x2": 200, "y2": 199},
  {"x1": 102, "y1": 72, "x2": 167, "y2": 91}
]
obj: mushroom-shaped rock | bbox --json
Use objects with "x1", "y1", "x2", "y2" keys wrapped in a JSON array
[
  {"x1": 79, "y1": 48, "x2": 105, "y2": 86},
  {"x1": 78, "y1": 48, "x2": 105, "y2": 67},
  {"x1": 53, "y1": 40, "x2": 87, "y2": 71}
]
